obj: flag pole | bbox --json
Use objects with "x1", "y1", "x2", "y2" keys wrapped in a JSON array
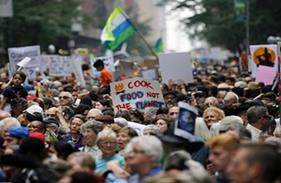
[{"x1": 119, "y1": 10, "x2": 159, "y2": 61}]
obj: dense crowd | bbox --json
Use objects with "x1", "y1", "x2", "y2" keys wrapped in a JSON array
[{"x1": 0, "y1": 60, "x2": 280, "y2": 183}]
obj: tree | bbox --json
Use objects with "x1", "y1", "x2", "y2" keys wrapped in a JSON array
[
  {"x1": 0, "y1": 0, "x2": 81, "y2": 50},
  {"x1": 161, "y1": 0, "x2": 281, "y2": 53}
]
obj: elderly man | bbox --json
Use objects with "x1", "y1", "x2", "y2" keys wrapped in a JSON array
[
  {"x1": 125, "y1": 135, "x2": 163, "y2": 183},
  {"x1": 86, "y1": 108, "x2": 103, "y2": 120},
  {"x1": 58, "y1": 91, "x2": 74, "y2": 107},
  {"x1": 246, "y1": 106, "x2": 272, "y2": 141}
]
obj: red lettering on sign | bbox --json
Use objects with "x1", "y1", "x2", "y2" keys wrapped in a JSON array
[
  {"x1": 128, "y1": 80, "x2": 153, "y2": 89},
  {"x1": 115, "y1": 103, "x2": 131, "y2": 110},
  {"x1": 146, "y1": 92, "x2": 159, "y2": 98}
]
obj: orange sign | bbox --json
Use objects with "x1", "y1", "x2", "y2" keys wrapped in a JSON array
[{"x1": 253, "y1": 47, "x2": 276, "y2": 67}]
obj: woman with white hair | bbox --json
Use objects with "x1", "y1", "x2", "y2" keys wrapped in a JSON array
[
  {"x1": 79, "y1": 120, "x2": 104, "y2": 158},
  {"x1": 95, "y1": 127, "x2": 124, "y2": 174}
]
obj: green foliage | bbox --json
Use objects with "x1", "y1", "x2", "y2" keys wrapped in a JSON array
[
  {"x1": 0, "y1": 0, "x2": 81, "y2": 48},
  {"x1": 161, "y1": 0, "x2": 281, "y2": 52}
]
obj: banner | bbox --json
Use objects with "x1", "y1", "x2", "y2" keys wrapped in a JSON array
[
  {"x1": 159, "y1": 52, "x2": 193, "y2": 84},
  {"x1": 110, "y1": 78, "x2": 165, "y2": 112},
  {"x1": 8, "y1": 45, "x2": 41, "y2": 78},
  {"x1": 174, "y1": 102, "x2": 198, "y2": 142}
]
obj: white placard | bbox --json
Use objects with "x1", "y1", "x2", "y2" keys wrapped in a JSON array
[
  {"x1": 16, "y1": 57, "x2": 31, "y2": 68},
  {"x1": 48, "y1": 55, "x2": 73, "y2": 76},
  {"x1": 142, "y1": 69, "x2": 157, "y2": 80},
  {"x1": 159, "y1": 52, "x2": 193, "y2": 84},
  {"x1": 8, "y1": 45, "x2": 41, "y2": 78},
  {"x1": 110, "y1": 77, "x2": 165, "y2": 112},
  {"x1": 71, "y1": 55, "x2": 86, "y2": 87}
]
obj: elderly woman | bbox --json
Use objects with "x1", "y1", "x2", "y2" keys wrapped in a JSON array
[
  {"x1": 117, "y1": 127, "x2": 138, "y2": 154},
  {"x1": 95, "y1": 127, "x2": 124, "y2": 174},
  {"x1": 155, "y1": 114, "x2": 173, "y2": 134},
  {"x1": 79, "y1": 120, "x2": 104, "y2": 158},
  {"x1": 195, "y1": 107, "x2": 225, "y2": 141},
  {"x1": 203, "y1": 107, "x2": 225, "y2": 129},
  {"x1": 60, "y1": 114, "x2": 85, "y2": 150}
]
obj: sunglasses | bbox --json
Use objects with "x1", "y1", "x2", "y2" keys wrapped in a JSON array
[{"x1": 59, "y1": 96, "x2": 70, "y2": 100}]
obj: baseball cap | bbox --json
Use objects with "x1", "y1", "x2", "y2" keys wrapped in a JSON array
[
  {"x1": 8, "y1": 127, "x2": 29, "y2": 139},
  {"x1": 25, "y1": 105, "x2": 43, "y2": 115}
]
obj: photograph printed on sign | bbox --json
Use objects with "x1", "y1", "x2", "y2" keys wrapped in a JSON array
[{"x1": 174, "y1": 102, "x2": 198, "y2": 142}]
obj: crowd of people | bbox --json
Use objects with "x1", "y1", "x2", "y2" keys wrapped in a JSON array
[{"x1": 0, "y1": 59, "x2": 280, "y2": 183}]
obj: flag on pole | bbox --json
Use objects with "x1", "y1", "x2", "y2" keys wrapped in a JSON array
[
  {"x1": 101, "y1": 7, "x2": 136, "y2": 50},
  {"x1": 153, "y1": 37, "x2": 164, "y2": 54}
]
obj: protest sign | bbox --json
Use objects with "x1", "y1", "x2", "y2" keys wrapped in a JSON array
[
  {"x1": 250, "y1": 44, "x2": 278, "y2": 78},
  {"x1": 159, "y1": 52, "x2": 193, "y2": 84},
  {"x1": 256, "y1": 65, "x2": 276, "y2": 85},
  {"x1": 16, "y1": 57, "x2": 31, "y2": 68},
  {"x1": 8, "y1": 45, "x2": 41, "y2": 79},
  {"x1": 174, "y1": 102, "x2": 198, "y2": 142},
  {"x1": 42, "y1": 55, "x2": 73, "y2": 77},
  {"x1": 110, "y1": 77, "x2": 165, "y2": 112},
  {"x1": 71, "y1": 55, "x2": 86, "y2": 87}
]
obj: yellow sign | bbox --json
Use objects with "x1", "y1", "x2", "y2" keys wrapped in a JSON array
[
  {"x1": 253, "y1": 47, "x2": 276, "y2": 67},
  {"x1": 75, "y1": 48, "x2": 89, "y2": 55}
]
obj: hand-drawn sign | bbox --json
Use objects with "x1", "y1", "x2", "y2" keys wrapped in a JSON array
[{"x1": 253, "y1": 47, "x2": 276, "y2": 67}]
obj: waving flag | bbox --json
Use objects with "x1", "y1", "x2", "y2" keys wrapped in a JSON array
[
  {"x1": 153, "y1": 37, "x2": 164, "y2": 54},
  {"x1": 101, "y1": 7, "x2": 136, "y2": 50}
]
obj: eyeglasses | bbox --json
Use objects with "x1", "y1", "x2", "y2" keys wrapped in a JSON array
[{"x1": 59, "y1": 96, "x2": 70, "y2": 100}]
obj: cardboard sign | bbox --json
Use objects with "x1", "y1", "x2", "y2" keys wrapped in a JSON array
[
  {"x1": 159, "y1": 52, "x2": 193, "y2": 84},
  {"x1": 110, "y1": 78, "x2": 165, "y2": 112},
  {"x1": 8, "y1": 45, "x2": 41, "y2": 78},
  {"x1": 174, "y1": 102, "x2": 198, "y2": 142}
]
